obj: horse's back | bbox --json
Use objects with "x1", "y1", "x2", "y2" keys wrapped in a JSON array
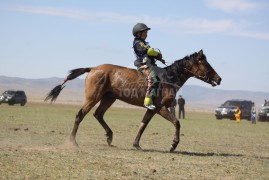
[
  {"x1": 87, "y1": 63, "x2": 143, "y2": 85},
  {"x1": 86, "y1": 64, "x2": 145, "y2": 105},
  {"x1": 92, "y1": 64, "x2": 143, "y2": 80},
  {"x1": 94, "y1": 64, "x2": 138, "y2": 73}
]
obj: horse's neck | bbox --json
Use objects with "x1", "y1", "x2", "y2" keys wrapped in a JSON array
[
  {"x1": 167, "y1": 73, "x2": 191, "y2": 94},
  {"x1": 165, "y1": 60, "x2": 193, "y2": 89},
  {"x1": 177, "y1": 71, "x2": 192, "y2": 87}
]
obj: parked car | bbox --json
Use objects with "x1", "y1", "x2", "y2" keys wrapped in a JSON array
[
  {"x1": 258, "y1": 101, "x2": 269, "y2": 121},
  {"x1": 0, "y1": 90, "x2": 27, "y2": 106},
  {"x1": 215, "y1": 99, "x2": 253, "y2": 120}
]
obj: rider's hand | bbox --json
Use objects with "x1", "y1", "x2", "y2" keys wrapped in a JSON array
[{"x1": 157, "y1": 53, "x2": 162, "y2": 60}]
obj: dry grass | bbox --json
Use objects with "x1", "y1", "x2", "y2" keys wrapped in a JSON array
[{"x1": 0, "y1": 103, "x2": 268, "y2": 179}]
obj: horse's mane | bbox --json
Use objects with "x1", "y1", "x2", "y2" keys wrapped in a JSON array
[
  {"x1": 165, "y1": 56, "x2": 187, "y2": 74},
  {"x1": 163, "y1": 52, "x2": 207, "y2": 83},
  {"x1": 164, "y1": 54, "x2": 190, "y2": 78},
  {"x1": 164, "y1": 52, "x2": 206, "y2": 76}
]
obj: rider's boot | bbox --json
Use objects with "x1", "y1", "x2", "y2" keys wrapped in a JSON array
[{"x1": 144, "y1": 97, "x2": 156, "y2": 110}]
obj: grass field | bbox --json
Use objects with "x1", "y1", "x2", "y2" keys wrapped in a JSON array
[{"x1": 0, "y1": 103, "x2": 268, "y2": 179}]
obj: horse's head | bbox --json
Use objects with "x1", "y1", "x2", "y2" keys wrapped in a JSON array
[{"x1": 185, "y1": 50, "x2": 222, "y2": 86}]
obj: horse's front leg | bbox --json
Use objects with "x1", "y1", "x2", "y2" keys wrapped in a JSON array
[
  {"x1": 133, "y1": 109, "x2": 156, "y2": 150},
  {"x1": 158, "y1": 107, "x2": 180, "y2": 152}
]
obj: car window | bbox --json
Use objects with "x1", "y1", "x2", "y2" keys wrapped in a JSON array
[
  {"x1": 244, "y1": 102, "x2": 252, "y2": 109},
  {"x1": 4, "y1": 91, "x2": 15, "y2": 95},
  {"x1": 223, "y1": 101, "x2": 241, "y2": 106},
  {"x1": 19, "y1": 92, "x2": 26, "y2": 96}
]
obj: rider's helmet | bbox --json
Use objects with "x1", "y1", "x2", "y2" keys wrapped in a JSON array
[{"x1": 132, "y1": 23, "x2": 151, "y2": 36}]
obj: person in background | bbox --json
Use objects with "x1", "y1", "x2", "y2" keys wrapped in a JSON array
[
  {"x1": 177, "y1": 95, "x2": 185, "y2": 119},
  {"x1": 264, "y1": 100, "x2": 267, "y2": 106},
  {"x1": 235, "y1": 106, "x2": 241, "y2": 123},
  {"x1": 169, "y1": 98, "x2": 177, "y2": 117},
  {"x1": 251, "y1": 102, "x2": 256, "y2": 124}
]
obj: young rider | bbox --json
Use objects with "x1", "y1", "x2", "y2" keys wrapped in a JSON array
[{"x1": 132, "y1": 23, "x2": 165, "y2": 110}]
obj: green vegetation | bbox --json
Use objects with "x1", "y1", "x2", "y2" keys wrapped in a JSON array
[{"x1": 0, "y1": 103, "x2": 268, "y2": 179}]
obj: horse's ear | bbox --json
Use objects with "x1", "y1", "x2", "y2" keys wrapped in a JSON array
[{"x1": 198, "y1": 49, "x2": 203, "y2": 55}]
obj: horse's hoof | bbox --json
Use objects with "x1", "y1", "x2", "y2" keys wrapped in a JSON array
[
  {"x1": 107, "y1": 138, "x2": 112, "y2": 146},
  {"x1": 69, "y1": 136, "x2": 79, "y2": 147},
  {"x1": 170, "y1": 145, "x2": 175, "y2": 153},
  {"x1": 106, "y1": 135, "x2": 113, "y2": 146},
  {"x1": 133, "y1": 144, "x2": 142, "y2": 150},
  {"x1": 68, "y1": 140, "x2": 79, "y2": 148},
  {"x1": 72, "y1": 141, "x2": 79, "y2": 147}
]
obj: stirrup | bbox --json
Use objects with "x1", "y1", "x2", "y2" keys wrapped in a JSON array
[{"x1": 144, "y1": 104, "x2": 156, "y2": 110}]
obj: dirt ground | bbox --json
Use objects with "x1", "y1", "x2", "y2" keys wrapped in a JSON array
[{"x1": 0, "y1": 103, "x2": 268, "y2": 179}]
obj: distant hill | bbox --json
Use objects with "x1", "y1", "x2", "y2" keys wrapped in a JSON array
[
  {"x1": 0, "y1": 75, "x2": 268, "y2": 111},
  {"x1": 182, "y1": 85, "x2": 269, "y2": 110},
  {"x1": 0, "y1": 75, "x2": 85, "y2": 104}
]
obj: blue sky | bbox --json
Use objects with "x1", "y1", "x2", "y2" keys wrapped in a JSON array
[{"x1": 0, "y1": 0, "x2": 268, "y2": 92}]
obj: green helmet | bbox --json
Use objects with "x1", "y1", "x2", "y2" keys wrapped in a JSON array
[{"x1": 132, "y1": 23, "x2": 151, "y2": 36}]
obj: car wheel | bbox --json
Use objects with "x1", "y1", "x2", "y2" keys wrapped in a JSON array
[
  {"x1": 21, "y1": 101, "x2": 26, "y2": 106},
  {"x1": 216, "y1": 116, "x2": 222, "y2": 120}
]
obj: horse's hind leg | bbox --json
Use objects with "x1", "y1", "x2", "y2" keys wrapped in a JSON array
[
  {"x1": 70, "y1": 100, "x2": 97, "y2": 146},
  {"x1": 93, "y1": 93, "x2": 116, "y2": 146}
]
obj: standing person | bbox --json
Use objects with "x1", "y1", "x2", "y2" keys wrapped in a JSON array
[
  {"x1": 132, "y1": 23, "x2": 165, "y2": 110},
  {"x1": 169, "y1": 99, "x2": 177, "y2": 117},
  {"x1": 235, "y1": 106, "x2": 241, "y2": 123},
  {"x1": 178, "y1": 95, "x2": 185, "y2": 119},
  {"x1": 251, "y1": 102, "x2": 256, "y2": 124}
]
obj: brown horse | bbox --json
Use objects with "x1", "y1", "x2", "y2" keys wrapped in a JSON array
[{"x1": 45, "y1": 50, "x2": 221, "y2": 152}]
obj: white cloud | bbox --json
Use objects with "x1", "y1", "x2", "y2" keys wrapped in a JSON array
[
  {"x1": 9, "y1": 5, "x2": 269, "y2": 41},
  {"x1": 205, "y1": 0, "x2": 260, "y2": 13},
  {"x1": 175, "y1": 18, "x2": 269, "y2": 40},
  {"x1": 10, "y1": 6, "x2": 143, "y2": 24},
  {"x1": 175, "y1": 18, "x2": 238, "y2": 33},
  {"x1": 232, "y1": 30, "x2": 269, "y2": 40},
  {"x1": 11, "y1": 6, "x2": 103, "y2": 21}
]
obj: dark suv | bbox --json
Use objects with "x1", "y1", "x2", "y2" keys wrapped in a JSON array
[
  {"x1": 0, "y1": 90, "x2": 27, "y2": 106},
  {"x1": 258, "y1": 101, "x2": 269, "y2": 121},
  {"x1": 215, "y1": 99, "x2": 253, "y2": 120}
]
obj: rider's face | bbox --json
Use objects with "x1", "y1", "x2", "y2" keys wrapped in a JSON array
[{"x1": 141, "y1": 30, "x2": 148, "y2": 40}]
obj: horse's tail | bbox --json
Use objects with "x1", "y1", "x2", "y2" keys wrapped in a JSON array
[{"x1": 45, "y1": 67, "x2": 91, "y2": 103}]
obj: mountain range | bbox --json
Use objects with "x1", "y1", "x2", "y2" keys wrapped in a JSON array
[{"x1": 0, "y1": 75, "x2": 268, "y2": 111}]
